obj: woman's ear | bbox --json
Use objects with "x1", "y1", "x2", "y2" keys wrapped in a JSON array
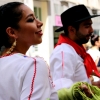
[{"x1": 6, "y1": 27, "x2": 18, "y2": 39}]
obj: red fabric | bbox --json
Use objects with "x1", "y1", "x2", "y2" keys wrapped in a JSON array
[{"x1": 56, "y1": 34, "x2": 100, "y2": 78}]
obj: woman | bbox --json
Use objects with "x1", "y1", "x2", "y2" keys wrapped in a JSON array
[
  {"x1": 87, "y1": 34, "x2": 100, "y2": 82},
  {"x1": 0, "y1": 2, "x2": 58, "y2": 100},
  {"x1": 87, "y1": 34, "x2": 100, "y2": 70}
]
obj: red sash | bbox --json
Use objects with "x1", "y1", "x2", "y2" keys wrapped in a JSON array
[{"x1": 56, "y1": 34, "x2": 100, "y2": 78}]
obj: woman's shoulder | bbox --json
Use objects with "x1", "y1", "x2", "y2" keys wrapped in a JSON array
[
  {"x1": 10, "y1": 54, "x2": 49, "y2": 77},
  {"x1": 11, "y1": 53, "x2": 46, "y2": 61},
  {"x1": 87, "y1": 48, "x2": 93, "y2": 53},
  {"x1": 16, "y1": 53, "x2": 48, "y2": 66},
  {"x1": 1, "y1": 53, "x2": 48, "y2": 69}
]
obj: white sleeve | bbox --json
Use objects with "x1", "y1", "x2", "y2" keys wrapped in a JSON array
[
  {"x1": 20, "y1": 57, "x2": 58, "y2": 100},
  {"x1": 50, "y1": 50, "x2": 77, "y2": 90}
]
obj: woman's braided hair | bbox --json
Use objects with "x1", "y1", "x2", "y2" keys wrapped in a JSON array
[{"x1": 0, "y1": 2, "x2": 23, "y2": 48}]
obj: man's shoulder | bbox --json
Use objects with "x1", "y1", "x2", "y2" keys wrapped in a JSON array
[
  {"x1": 53, "y1": 43, "x2": 77, "y2": 53},
  {"x1": 51, "y1": 43, "x2": 78, "y2": 59}
]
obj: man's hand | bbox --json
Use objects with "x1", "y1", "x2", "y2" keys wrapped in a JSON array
[{"x1": 79, "y1": 83, "x2": 93, "y2": 98}]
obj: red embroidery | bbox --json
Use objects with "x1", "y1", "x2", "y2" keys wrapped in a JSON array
[
  {"x1": 0, "y1": 53, "x2": 16, "y2": 58},
  {"x1": 28, "y1": 58, "x2": 36, "y2": 100},
  {"x1": 36, "y1": 56, "x2": 55, "y2": 88},
  {"x1": 0, "y1": 53, "x2": 37, "y2": 100},
  {"x1": 61, "y1": 51, "x2": 64, "y2": 78},
  {"x1": 48, "y1": 67, "x2": 55, "y2": 88}
]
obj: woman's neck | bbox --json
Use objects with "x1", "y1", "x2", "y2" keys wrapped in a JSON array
[{"x1": 91, "y1": 46, "x2": 99, "y2": 50}]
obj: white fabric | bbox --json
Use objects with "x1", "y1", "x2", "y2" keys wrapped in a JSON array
[
  {"x1": 50, "y1": 43, "x2": 91, "y2": 91},
  {"x1": 0, "y1": 53, "x2": 58, "y2": 100},
  {"x1": 93, "y1": 76, "x2": 100, "y2": 82},
  {"x1": 87, "y1": 48, "x2": 100, "y2": 82},
  {"x1": 87, "y1": 48, "x2": 100, "y2": 62}
]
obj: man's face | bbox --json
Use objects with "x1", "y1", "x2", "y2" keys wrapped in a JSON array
[{"x1": 75, "y1": 19, "x2": 93, "y2": 44}]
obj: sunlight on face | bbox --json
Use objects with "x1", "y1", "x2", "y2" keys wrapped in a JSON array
[{"x1": 15, "y1": 4, "x2": 43, "y2": 49}]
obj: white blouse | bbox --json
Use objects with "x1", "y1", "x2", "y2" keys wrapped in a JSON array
[{"x1": 0, "y1": 53, "x2": 58, "y2": 100}]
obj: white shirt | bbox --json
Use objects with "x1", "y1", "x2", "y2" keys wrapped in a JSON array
[
  {"x1": 50, "y1": 43, "x2": 91, "y2": 91},
  {"x1": 0, "y1": 53, "x2": 58, "y2": 100},
  {"x1": 87, "y1": 48, "x2": 100, "y2": 82},
  {"x1": 87, "y1": 48, "x2": 100, "y2": 62}
]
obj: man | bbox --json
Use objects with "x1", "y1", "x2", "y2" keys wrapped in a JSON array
[{"x1": 50, "y1": 4, "x2": 100, "y2": 91}]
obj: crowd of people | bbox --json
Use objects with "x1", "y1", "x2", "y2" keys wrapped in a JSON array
[{"x1": 0, "y1": 1, "x2": 100, "y2": 100}]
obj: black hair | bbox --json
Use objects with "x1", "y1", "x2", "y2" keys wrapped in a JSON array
[
  {"x1": 0, "y1": 2, "x2": 24, "y2": 48},
  {"x1": 90, "y1": 34, "x2": 99, "y2": 46}
]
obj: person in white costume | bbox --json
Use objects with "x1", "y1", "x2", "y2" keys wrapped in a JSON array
[
  {"x1": 87, "y1": 34, "x2": 100, "y2": 82},
  {"x1": 0, "y1": 2, "x2": 58, "y2": 100},
  {"x1": 50, "y1": 4, "x2": 100, "y2": 92},
  {"x1": 87, "y1": 34, "x2": 100, "y2": 67}
]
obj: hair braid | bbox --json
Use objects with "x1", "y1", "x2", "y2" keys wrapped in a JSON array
[{"x1": 0, "y1": 2, "x2": 23, "y2": 49}]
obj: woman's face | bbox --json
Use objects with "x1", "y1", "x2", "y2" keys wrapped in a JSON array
[
  {"x1": 14, "y1": 4, "x2": 43, "y2": 48},
  {"x1": 96, "y1": 37, "x2": 100, "y2": 47}
]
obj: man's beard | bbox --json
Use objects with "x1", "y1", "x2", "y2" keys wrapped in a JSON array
[
  {"x1": 76, "y1": 31, "x2": 91, "y2": 45},
  {"x1": 80, "y1": 38, "x2": 89, "y2": 44}
]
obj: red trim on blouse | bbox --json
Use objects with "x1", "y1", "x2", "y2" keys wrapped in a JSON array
[
  {"x1": 28, "y1": 58, "x2": 37, "y2": 100},
  {"x1": 0, "y1": 53, "x2": 37, "y2": 100},
  {"x1": 0, "y1": 53, "x2": 16, "y2": 58}
]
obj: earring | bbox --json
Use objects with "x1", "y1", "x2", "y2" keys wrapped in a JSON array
[{"x1": 6, "y1": 39, "x2": 17, "y2": 54}]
